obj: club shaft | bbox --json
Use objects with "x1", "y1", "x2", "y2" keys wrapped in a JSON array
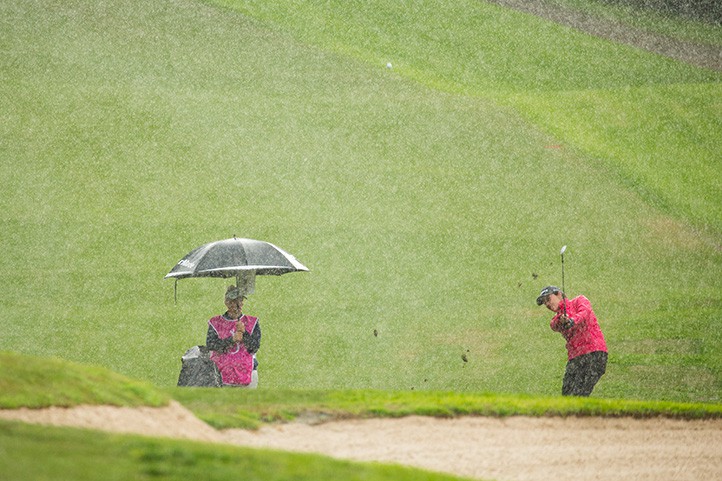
[{"x1": 561, "y1": 252, "x2": 567, "y2": 317}]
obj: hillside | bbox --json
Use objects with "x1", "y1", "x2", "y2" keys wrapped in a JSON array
[{"x1": 1, "y1": 0, "x2": 720, "y2": 402}]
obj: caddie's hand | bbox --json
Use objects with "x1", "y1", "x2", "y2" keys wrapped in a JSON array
[{"x1": 232, "y1": 330, "x2": 245, "y2": 342}]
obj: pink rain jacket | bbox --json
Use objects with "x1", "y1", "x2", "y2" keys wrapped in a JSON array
[
  {"x1": 208, "y1": 314, "x2": 258, "y2": 385},
  {"x1": 551, "y1": 295, "x2": 607, "y2": 360}
]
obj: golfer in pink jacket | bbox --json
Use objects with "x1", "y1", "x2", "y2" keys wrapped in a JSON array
[{"x1": 537, "y1": 286, "x2": 608, "y2": 396}]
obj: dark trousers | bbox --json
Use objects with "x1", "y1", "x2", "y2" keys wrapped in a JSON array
[{"x1": 562, "y1": 351, "x2": 608, "y2": 397}]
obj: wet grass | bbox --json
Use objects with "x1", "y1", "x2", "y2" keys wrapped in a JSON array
[
  {"x1": 0, "y1": 351, "x2": 168, "y2": 409},
  {"x1": 168, "y1": 387, "x2": 722, "y2": 430},
  {"x1": 0, "y1": 0, "x2": 720, "y2": 405},
  {"x1": 549, "y1": 0, "x2": 722, "y2": 46},
  {"x1": 6, "y1": 352, "x2": 720, "y2": 481},
  {"x1": 1, "y1": 419, "x2": 474, "y2": 481}
]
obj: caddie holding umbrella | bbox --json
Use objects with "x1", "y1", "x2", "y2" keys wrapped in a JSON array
[
  {"x1": 207, "y1": 285, "x2": 261, "y2": 388},
  {"x1": 168, "y1": 237, "x2": 308, "y2": 388},
  {"x1": 536, "y1": 246, "x2": 608, "y2": 396}
]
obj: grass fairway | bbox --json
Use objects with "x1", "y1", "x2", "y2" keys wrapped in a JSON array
[{"x1": 1, "y1": 0, "x2": 720, "y2": 403}]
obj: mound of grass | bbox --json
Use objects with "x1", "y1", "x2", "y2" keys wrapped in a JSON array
[
  {"x1": 0, "y1": 351, "x2": 168, "y2": 409},
  {"x1": 0, "y1": 420, "x2": 474, "y2": 481}
]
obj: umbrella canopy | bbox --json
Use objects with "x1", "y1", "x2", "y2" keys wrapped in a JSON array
[{"x1": 165, "y1": 237, "x2": 308, "y2": 296}]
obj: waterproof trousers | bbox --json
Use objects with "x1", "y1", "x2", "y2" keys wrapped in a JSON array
[{"x1": 562, "y1": 351, "x2": 607, "y2": 396}]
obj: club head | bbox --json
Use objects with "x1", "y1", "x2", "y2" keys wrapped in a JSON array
[{"x1": 560, "y1": 245, "x2": 567, "y2": 256}]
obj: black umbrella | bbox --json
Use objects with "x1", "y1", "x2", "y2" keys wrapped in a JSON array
[{"x1": 165, "y1": 237, "x2": 309, "y2": 298}]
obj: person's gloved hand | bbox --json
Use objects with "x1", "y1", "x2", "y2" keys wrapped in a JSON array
[
  {"x1": 559, "y1": 315, "x2": 575, "y2": 330},
  {"x1": 232, "y1": 330, "x2": 245, "y2": 342}
]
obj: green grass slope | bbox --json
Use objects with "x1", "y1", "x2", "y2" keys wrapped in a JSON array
[
  {"x1": 0, "y1": 351, "x2": 168, "y2": 409},
  {"x1": 551, "y1": 0, "x2": 722, "y2": 42},
  {"x1": 0, "y1": 421, "x2": 474, "y2": 481},
  {"x1": 1, "y1": 0, "x2": 720, "y2": 402},
  {"x1": 209, "y1": 0, "x2": 722, "y2": 233}
]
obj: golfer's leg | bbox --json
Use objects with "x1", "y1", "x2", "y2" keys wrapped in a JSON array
[
  {"x1": 564, "y1": 355, "x2": 600, "y2": 396},
  {"x1": 579, "y1": 352, "x2": 607, "y2": 396},
  {"x1": 562, "y1": 359, "x2": 579, "y2": 396}
]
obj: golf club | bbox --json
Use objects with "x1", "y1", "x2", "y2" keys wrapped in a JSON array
[{"x1": 560, "y1": 245, "x2": 567, "y2": 318}]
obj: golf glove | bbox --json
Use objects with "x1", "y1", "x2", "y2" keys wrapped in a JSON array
[{"x1": 560, "y1": 315, "x2": 575, "y2": 330}]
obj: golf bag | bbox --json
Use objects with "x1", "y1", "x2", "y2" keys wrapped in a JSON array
[{"x1": 177, "y1": 345, "x2": 222, "y2": 387}]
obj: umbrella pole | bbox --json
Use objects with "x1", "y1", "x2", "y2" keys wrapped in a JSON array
[
  {"x1": 174, "y1": 278, "x2": 178, "y2": 304},
  {"x1": 236, "y1": 273, "x2": 240, "y2": 289}
]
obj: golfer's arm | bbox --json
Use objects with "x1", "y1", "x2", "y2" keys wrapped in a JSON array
[{"x1": 573, "y1": 297, "x2": 593, "y2": 325}]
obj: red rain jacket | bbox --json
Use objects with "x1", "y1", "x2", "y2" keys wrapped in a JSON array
[{"x1": 551, "y1": 295, "x2": 607, "y2": 360}]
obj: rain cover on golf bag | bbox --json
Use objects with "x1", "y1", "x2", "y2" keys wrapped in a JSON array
[{"x1": 177, "y1": 345, "x2": 222, "y2": 387}]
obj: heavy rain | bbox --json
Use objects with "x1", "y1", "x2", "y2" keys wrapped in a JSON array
[{"x1": 1, "y1": 1, "x2": 721, "y2": 480}]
